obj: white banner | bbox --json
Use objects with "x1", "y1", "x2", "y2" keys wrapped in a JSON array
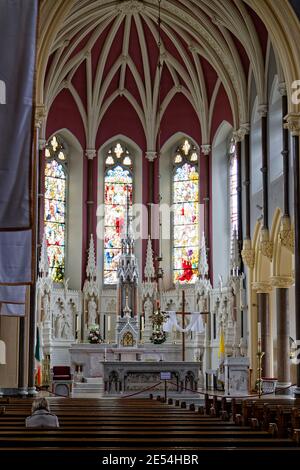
[{"x1": 163, "y1": 311, "x2": 204, "y2": 333}]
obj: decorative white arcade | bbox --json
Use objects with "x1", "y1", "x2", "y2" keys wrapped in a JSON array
[{"x1": 36, "y1": 221, "x2": 247, "y2": 395}]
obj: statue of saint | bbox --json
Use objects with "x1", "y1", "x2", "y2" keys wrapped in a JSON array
[
  {"x1": 55, "y1": 311, "x2": 64, "y2": 338},
  {"x1": 143, "y1": 297, "x2": 153, "y2": 320},
  {"x1": 42, "y1": 295, "x2": 51, "y2": 322},
  {"x1": 88, "y1": 298, "x2": 97, "y2": 326}
]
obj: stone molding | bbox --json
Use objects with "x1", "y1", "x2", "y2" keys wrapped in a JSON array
[
  {"x1": 279, "y1": 215, "x2": 294, "y2": 253},
  {"x1": 260, "y1": 227, "x2": 273, "y2": 261},
  {"x1": 252, "y1": 281, "x2": 273, "y2": 294},
  {"x1": 284, "y1": 113, "x2": 300, "y2": 136},
  {"x1": 270, "y1": 276, "x2": 294, "y2": 288}
]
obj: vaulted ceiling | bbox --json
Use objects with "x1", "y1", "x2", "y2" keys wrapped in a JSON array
[{"x1": 41, "y1": 0, "x2": 275, "y2": 150}]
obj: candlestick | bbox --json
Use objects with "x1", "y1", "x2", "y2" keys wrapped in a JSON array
[{"x1": 107, "y1": 315, "x2": 111, "y2": 332}]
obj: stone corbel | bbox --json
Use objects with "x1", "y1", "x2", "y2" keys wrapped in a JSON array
[
  {"x1": 241, "y1": 238, "x2": 255, "y2": 269},
  {"x1": 270, "y1": 276, "x2": 294, "y2": 288},
  {"x1": 284, "y1": 113, "x2": 300, "y2": 136},
  {"x1": 85, "y1": 149, "x2": 96, "y2": 160},
  {"x1": 201, "y1": 144, "x2": 211, "y2": 155},
  {"x1": 35, "y1": 104, "x2": 47, "y2": 129},
  {"x1": 145, "y1": 151, "x2": 157, "y2": 162},
  {"x1": 259, "y1": 227, "x2": 273, "y2": 261},
  {"x1": 279, "y1": 215, "x2": 294, "y2": 253},
  {"x1": 252, "y1": 281, "x2": 273, "y2": 294},
  {"x1": 232, "y1": 123, "x2": 250, "y2": 142}
]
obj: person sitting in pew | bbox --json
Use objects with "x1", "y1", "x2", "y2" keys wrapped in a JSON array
[{"x1": 25, "y1": 397, "x2": 59, "y2": 428}]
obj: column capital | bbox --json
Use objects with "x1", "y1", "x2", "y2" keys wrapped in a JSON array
[
  {"x1": 85, "y1": 149, "x2": 97, "y2": 160},
  {"x1": 201, "y1": 144, "x2": 211, "y2": 155},
  {"x1": 278, "y1": 82, "x2": 287, "y2": 96},
  {"x1": 145, "y1": 151, "x2": 157, "y2": 162},
  {"x1": 233, "y1": 123, "x2": 250, "y2": 142},
  {"x1": 284, "y1": 112, "x2": 300, "y2": 136},
  {"x1": 38, "y1": 138, "x2": 46, "y2": 151},
  {"x1": 270, "y1": 276, "x2": 294, "y2": 288},
  {"x1": 257, "y1": 104, "x2": 268, "y2": 117},
  {"x1": 260, "y1": 227, "x2": 273, "y2": 261},
  {"x1": 35, "y1": 104, "x2": 47, "y2": 128},
  {"x1": 279, "y1": 215, "x2": 294, "y2": 253},
  {"x1": 252, "y1": 281, "x2": 273, "y2": 293},
  {"x1": 241, "y1": 238, "x2": 255, "y2": 270}
]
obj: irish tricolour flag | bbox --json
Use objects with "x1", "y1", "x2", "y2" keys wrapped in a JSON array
[{"x1": 34, "y1": 326, "x2": 42, "y2": 386}]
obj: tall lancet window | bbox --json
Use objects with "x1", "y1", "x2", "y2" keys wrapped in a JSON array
[
  {"x1": 173, "y1": 139, "x2": 199, "y2": 284},
  {"x1": 44, "y1": 135, "x2": 67, "y2": 282},
  {"x1": 229, "y1": 137, "x2": 239, "y2": 234},
  {"x1": 104, "y1": 143, "x2": 133, "y2": 285}
]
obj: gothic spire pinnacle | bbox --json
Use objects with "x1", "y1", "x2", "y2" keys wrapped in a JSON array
[
  {"x1": 198, "y1": 232, "x2": 209, "y2": 278},
  {"x1": 86, "y1": 234, "x2": 97, "y2": 279},
  {"x1": 144, "y1": 235, "x2": 155, "y2": 280},
  {"x1": 230, "y1": 227, "x2": 240, "y2": 275},
  {"x1": 39, "y1": 233, "x2": 49, "y2": 277},
  {"x1": 121, "y1": 185, "x2": 134, "y2": 254}
]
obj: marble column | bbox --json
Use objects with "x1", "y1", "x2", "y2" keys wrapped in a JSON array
[
  {"x1": 257, "y1": 293, "x2": 271, "y2": 376},
  {"x1": 276, "y1": 288, "x2": 291, "y2": 386},
  {"x1": 285, "y1": 113, "x2": 300, "y2": 397},
  {"x1": 18, "y1": 317, "x2": 27, "y2": 396},
  {"x1": 253, "y1": 282, "x2": 273, "y2": 377}
]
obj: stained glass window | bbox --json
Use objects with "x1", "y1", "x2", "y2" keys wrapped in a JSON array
[
  {"x1": 104, "y1": 143, "x2": 133, "y2": 285},
  {"x1": 173, "y1": 139, "x2": 199, "y2": 284},
  {"x1": 44, "y1": 135, "x2": 67, "y2": 282},
  {"x1": 229, "y1": 138, "x2": 238, "y2": 234}
]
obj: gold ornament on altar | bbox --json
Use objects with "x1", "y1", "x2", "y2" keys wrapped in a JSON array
[{"x1": 149, "y1": 302, "x2": 167, "y2": 345}]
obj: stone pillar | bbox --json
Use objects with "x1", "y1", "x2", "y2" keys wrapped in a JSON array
[
  {"x1": 85, "y1": 149, "x2": 96, "y2": 240},
  {"x1": 18, "y1": 317, "x2": 27, "y2": 396},
  {"x1": 253, "y1": 282, "x2": 272, "y2": 377},
  {"x1": 27, "y1": 109, "x2": 46, "y2": 395},
  {"x1": 285, "y1": 113, "x2": 300, "y2": 397},
  {"x1": 271, "y1": 276, "x2": 293, "y2": 387},
  {"x1": 201, "y1": 144, "x2": 211, "y2": 282}
]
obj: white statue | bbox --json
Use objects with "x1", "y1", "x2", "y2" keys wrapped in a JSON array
[
  {"x1": 42, "y1": 295, "x2": 51, "y2": 322},
  {"x1": 61, "y1": 309, "x2": 72, "y2": 339},
  {"x1": 88, "y1": 298, "x2": 97, "y2": 326},
  {"x1": 55, "y1": 311, "x2": 64, "y2": 338},
  {"x1": 143, "y1": 297, "x2": 153, "y2": 320}
]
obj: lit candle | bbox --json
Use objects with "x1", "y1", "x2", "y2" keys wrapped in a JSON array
[
  {"x1": 141, "y1": 316, "x2": 144, "y2": 331},
  {"x1": 257, "y1": 322, "x2": 261, "y2": 341},
  {"x1": 107, "y1": 315, "x2": 111, "y2": 332}
]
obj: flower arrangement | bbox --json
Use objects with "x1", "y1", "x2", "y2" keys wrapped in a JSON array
[
  {"x1": 150, "y1": 330, "x2": 167, "y2": 345},
  {"x1": 88, "y1": 326, "x2": 103, "y2": 344}
]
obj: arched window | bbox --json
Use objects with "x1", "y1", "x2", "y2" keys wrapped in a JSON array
[
  {"x1": 229, "y1": 137, "x2": 238, "y2": 234},
  {"x1": 104, "y1": 142, "x2": 133, "y2": 285},
  {"x1": 44, "y1": 135, "x2": 67, "y2": 282},
  {"x1": 173, "y1": 139, "x2": 199, "y2": 284}
]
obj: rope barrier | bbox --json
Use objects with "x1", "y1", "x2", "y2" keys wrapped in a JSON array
[
  {"x1": 165, "y1": 380, "x2": 297, "y2": 400},
  {"x1": 120, "y1": 382, "x2": 163, "y2": 398}
]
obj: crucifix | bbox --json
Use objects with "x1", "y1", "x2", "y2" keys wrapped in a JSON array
[
  {"x1": 175, "y1": 290, "x2": 192, "y2": 362},
  {"x1": 174, "y1": 290, "x2": 209, "y2": 361}
]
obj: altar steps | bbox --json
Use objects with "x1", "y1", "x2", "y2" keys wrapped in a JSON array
[{"x1": 72, "y1": 378, "x2": 104, "y2": 397}]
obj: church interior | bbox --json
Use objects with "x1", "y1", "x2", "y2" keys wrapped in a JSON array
[{"x1": 1, "y1": 0, "x2": 300, "y2": 460}]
